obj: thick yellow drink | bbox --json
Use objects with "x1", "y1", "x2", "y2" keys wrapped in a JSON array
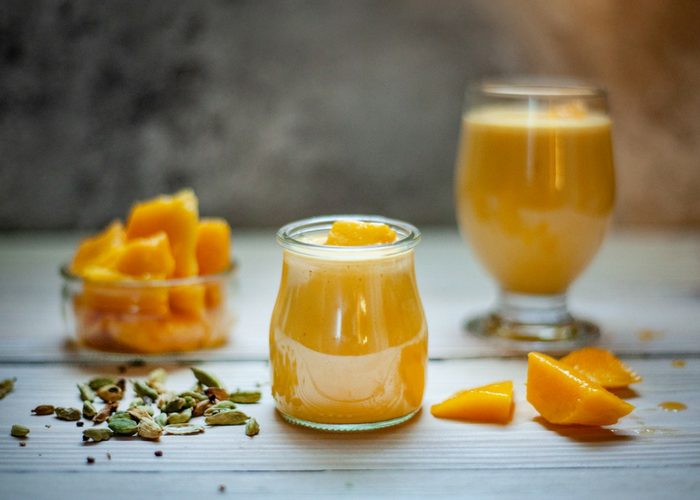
[
  {"x1": 456, "y1": 105, "x2": 615, "y2": 295},
  {"x1": 269, "y1": 218, "x2": 427, "y2": 429}
]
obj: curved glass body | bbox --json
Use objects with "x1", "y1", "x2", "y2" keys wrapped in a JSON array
[
  {"x1": 455, "y1": 80, "x2": 615, "y2": 346},
  {"x1": 269, "y1": 216, "x2": 427, "y2": 431}
]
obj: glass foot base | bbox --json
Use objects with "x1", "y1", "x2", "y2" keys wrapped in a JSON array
[
  {"x1": 467, "y1": 313, "x2": 600, "y2": 354},
  {"x1": 278, "y1": 407, "x2": 420, "y2": 432}
]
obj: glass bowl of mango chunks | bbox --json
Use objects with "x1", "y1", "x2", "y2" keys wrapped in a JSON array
[{"x1": 61, "y1": 190, "x2": 236, "y2": 354}]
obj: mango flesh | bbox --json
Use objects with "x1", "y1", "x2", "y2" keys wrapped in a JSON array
[
  {"x1": 68, "y1": 190, "x2": 233, "y2": 353},
  {"x1": 196, "y1": 218, "x2": 231, "y2": 275},
  {"x1": 560, "y1": 347, "x2": 642, "y2": 388},
  {"x1": 70, "y1": 220, "x2": 125, "y2": 275},
  {"x1": 126, "y1": 190, "x2": 199, "y2": 277},
  {"x1": 431, "y1": 381, "x2": 513, "y2": 424},
  {"x1": 527, "y1": 352, "x2": 635, "y2": 426},
  {"x1": 324, "y1": 220, "x2": 397, "y2": 246}
]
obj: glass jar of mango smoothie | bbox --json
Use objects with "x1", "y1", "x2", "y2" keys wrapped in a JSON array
[{"x1": 269, "y1": 216, "x2": 427, "y2": 431}]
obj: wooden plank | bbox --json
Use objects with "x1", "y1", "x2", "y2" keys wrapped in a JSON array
[
  {"x1": 1, "y1": 359, "x2": 698, "y2": 473},
  {"x1": 2, "y1": 468, "x2": 699, "y2": 499},
  {"x1": 0, "y1": 230, "x2": 699, "y2": 362}
]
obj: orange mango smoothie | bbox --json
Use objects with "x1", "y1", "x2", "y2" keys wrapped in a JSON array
[
  {"x1": 455, "y1": 105, "x2": 615, "y2": 294},
  {"x1": 270, "y1": 219, "x2": 427, "y2": 427}
]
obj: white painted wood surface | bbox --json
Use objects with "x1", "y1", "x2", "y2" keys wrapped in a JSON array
[{"x1": 1, "y1": 229, "x2": 699, "y2": 498}]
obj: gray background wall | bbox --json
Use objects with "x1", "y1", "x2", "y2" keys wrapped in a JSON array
[{"x1": 1, "y1": 0, "x2": 699, "y2": 230}]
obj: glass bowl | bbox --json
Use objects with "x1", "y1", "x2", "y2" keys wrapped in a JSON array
[{"x1": 61, "y1": 264, "x2": 235, "y2": 354}]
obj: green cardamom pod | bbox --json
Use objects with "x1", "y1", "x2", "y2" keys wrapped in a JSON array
[
  {"x1": 31, "y1": 405, "x2": 55, "y2": 416},
  {"x1": 229, "y1": 391, "x2": 262, "y2": 404},
  {"x1": 245, "y1": 418, "x2": 260, "y2": 437},
  {"x1": 55, "y1": 407, "x2": 81, "y2": 421},
  {"x1": 127, "y1": 406, "x2": 152, "y2": 422},
  {"x1": 82, "y1": 401, "x2": 97, "y2": 420},
  {"x1": 88, "y1": 377, "x2": 115, "y2": 391},
  {"x1": 0, "y1": 378, "x2": 16, "y2": 400},
  {"x1": 163, "y1": 397, "x2": 186, "y2": 414},
  {"x1": 97, "y1": 384, "x2": 123, "y2": 403},
  {"x1": 203, "y1": 401, "x2": 236, "y2": 417},
  {"x1": 129, "y1": 397, "x2": 145, "y2": 408},
  {"x1": 108, "y1": 415, "x2": 138, "y2": 436},
  {"x1": 133, "y1": 380, "x2": 159, "y2": 401},
  {"x1": 167, "y1": 408, "x2": 192, "y2": 425},
  {"x1": 163, "y1": 423, "x2": 205, "y2": 435},
  {"x1": 77, "y1": 383, "x2": 95, "y2": 402},
  {"x1": 178, "y1": 390, "x2": 208, "y2": 402},
  {"x1": 83, "y1": 428, "x2": 113, "y2": 442},
  {"x1": 155, "y1": 413, "x2": 168, "y2": 427},
  {"x1": 190, "y1": 367, "x2": 223, "y2": 389},
  {"x1": 205, "y1": 410, "x2": 249, "y2": 426},
  {"x1": 11, "y1": 424, "x2": 30, "y2": 437},
  {"x1": 147, "y1": 368, "x2": 168, "y2": 385},
  {"x1": 137, "y1": 417, "x2": 163, "y2": 440}
]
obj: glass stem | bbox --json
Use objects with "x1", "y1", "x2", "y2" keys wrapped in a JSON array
[{"x1": 498, "y1": 291, "x2": 572, "y2": 325}]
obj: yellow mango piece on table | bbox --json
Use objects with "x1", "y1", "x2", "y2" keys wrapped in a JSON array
[
  {"x1": 170, "y1": 285, "x2": 206, "y2": 317},
  {"x1": 560, "y1": 347, "x2": 642, "y2": 388},
  {"x1": 114, "y1": 232, "x2": 176, "y2": 279},
  {"x1": 431, "y1": 381, "x2": 513, "y2": 424},
  {"x1": 325, "y1": 220, "x2": 397, "y2": 246},
  {"x1": 126, "y1": 190, "x2": 199, "y2": 277},
  {"x1": 527, "y1": 352, "x2": 634, "y2": 426},
  {"x1": 70, "y1": 220, "x2": 125, "y2": 274},
  {"x1": 196, "y1": 218, "x2": 231, "y2": 275}
]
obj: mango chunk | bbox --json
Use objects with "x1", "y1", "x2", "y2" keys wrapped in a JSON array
[
  {"x1": 70, "y1": 220, "x2": 125, "y2": 274},
  {"x1": 560, "y1": 347, "x2": 642, "y2": 388},
  {"x1": 527, "y1": 352, "x2": 634, "y2": 426},
  {"x1": 126, "y1": 190, "x2": 199, "y2": 277},
  {"x1": 325, "y1": 219, "x2": 397, "y2": 246},
  {"x1": 431, "y1": 381, "x2": 513, "y2": 423},
  {"x1": 114, "y1": 232, "x2": 175, "y2": 279},
  {"x1": 196, "y1": 218, "x2": 231, "y2": 275},
  {"x1": 170, "y1": 284, "x2": 206, "y2": 317}
]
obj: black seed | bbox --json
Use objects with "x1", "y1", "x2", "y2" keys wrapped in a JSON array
[
  {"x1": 86, "y1": 456, "x2": 95, "y2": 464},
  {"x1": 82, "y1": 435, "x2": 89, "y2": 442},
  {"x1": 154, "y1": 450, "x2": 163, "y2": 457},
  {"x1": 106, "y1": 452, "x2": 112, "y2": 460},
  {"x1": 218, "y1": 484, "x2": 226, "y2": 492},
  {"x1": 19, "y1": 442, "x2": 27, "y2": 447},
  {"x1": 76, "y1": 421, "x2": 84, "y2": 427}
]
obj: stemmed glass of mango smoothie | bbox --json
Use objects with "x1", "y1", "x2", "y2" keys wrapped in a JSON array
[
  {"x1": 455, "y1": 80, "x2": 615, "y2": 347},
  {"x1": 269, "y1": 216, "x2": 428, "y2": 431}
]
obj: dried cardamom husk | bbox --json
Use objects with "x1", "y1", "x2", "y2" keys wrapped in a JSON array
[
  {"x1": 97, "y1": 384, "x2": 123, "y2": 403},
  {"x1": 55, "y1": 407, "x2": 81, "y2": 421},
  {"x1": 163, "y1": 423, "x2": 205, "y2": 435},
  {"x1": 11, "y1": 424, "x2": 30, "y2": 437},
  {"x1": 77, "y1": 383, "x2": 95, "y2": 402},
  {"x1": 167, "y1": 408, "x2": 192, "y2": 425},
  {"x1": 31, "y1": 405, "x2": 55, "y2": 416},
  {"x1": 245, "y1": 418, "x2": 260, "y2": 437},
  {"x1": 133, "y1": 380, "x2": 158, "y2": 401},
  {"x1": 163, "y1": 397, "x2": 186, "y2": 414},
  {"x1": 93, "y1": 402, "x2": 118, "y2": 424},
  {"x1": 108, "y1": 414, "x2": 138, "y2": 436},
  {"x1": 137, "y1": 417, "x2": 163, "y2": 440},
  {"x1": 192, "y1": 399, "x2": 212, "y2": 417},
  {"x1": 203, "y1": 401, "x2": 236, "y2": 417},
  {"x1": 88, "y1": 377, "x2": 115, "y2": 391},
  {"x1": 205, "y1": 410, "x2": 249, "y2": 426},
  {"x1": 127, "y1": 406, "x2": 152, "y2": 422},
  {"x1": 154, "y1": 413, "x2": 168, "y2": 427},
  {"x1": 146, "y1": 368, "x2": 168, "y2": 393},
  {"x1": 129, "y1": 398, "x2": 145, "y2": 408},
  {"x1": 191, "y1": 367, "x2": 223, "y2": 389},
  {"x1": 229, "y1": 391, "x2": 262, "y2": 404},
  {"x1": 0, "y1": 378, "x2": 15, "y2": 400},
  {"x1": 205, "y1": 387, "x2": 229, "y2": 401},
  {"x1": 82, "y1": 401, "x2": 97, "y2": 420},
  {"x1": 83, "y1": 428, "x2": 113, "y2": 442}
]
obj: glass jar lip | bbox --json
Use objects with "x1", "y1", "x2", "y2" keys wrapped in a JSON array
[
  {"x1": 276, "y1": 215, "x2": 421, "y2": 256},
  {"x1": 473, "y1": 77, "x2": 607, "y2": 99},
  {"x1": 60, "y1": 262, "x2": 236, "y2": 288}
]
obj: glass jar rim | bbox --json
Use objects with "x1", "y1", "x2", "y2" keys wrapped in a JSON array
[
  {"x1": 474, "y1": 77, "x2": 607, "y2": 99},
  {"x1": 60, "y1": 262, "x2": 236, "y2": 288},
  {"x1": 276, "y1": 215, "x2": 421, "y2": 258}
]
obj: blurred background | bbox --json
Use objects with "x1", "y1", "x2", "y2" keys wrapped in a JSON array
[{"x1": 1, "y1": 0, "x2": 698, "y2": 230}]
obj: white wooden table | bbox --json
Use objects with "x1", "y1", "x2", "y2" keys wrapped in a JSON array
[{"x1": 1, "y1": 229, "x2": 699, "y2": 498}]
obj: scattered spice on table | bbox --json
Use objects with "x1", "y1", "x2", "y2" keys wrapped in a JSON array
[
  {"x1": 154, "y1": 450, "x2": 163, "y2": 457},
  {"x1": 86, "y1": 456, "x2": 95, "y2": 464}
]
